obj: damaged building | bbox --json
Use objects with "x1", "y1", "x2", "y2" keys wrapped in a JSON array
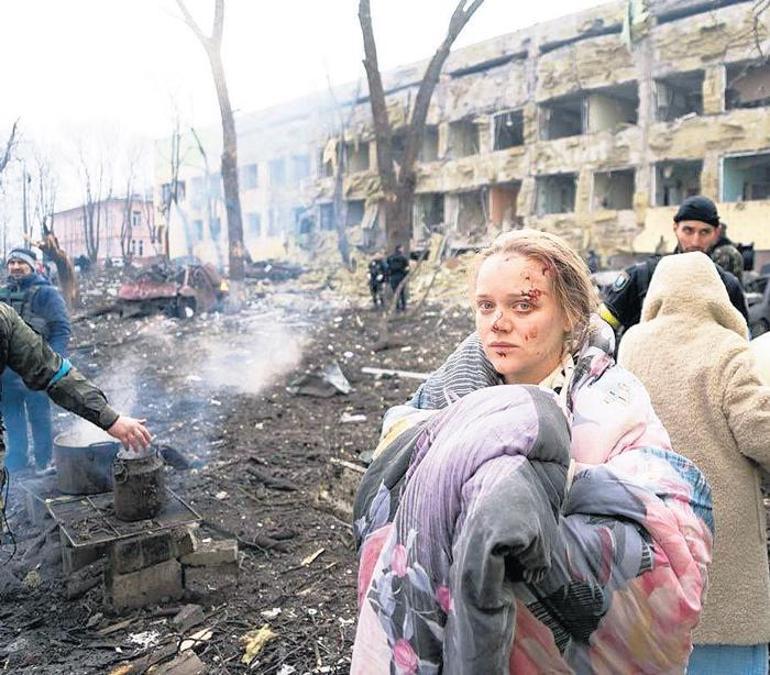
[{"x1": 155, "y1": 0, "x2": 770, "y2": 268}]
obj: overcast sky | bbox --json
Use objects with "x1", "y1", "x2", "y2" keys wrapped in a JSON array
[
  {"x1": 1, "y1": 0, "x2": 606, "y2": 142},
  {"x1": 0, "y1": 0, "x2": 607, "y2": 218}
]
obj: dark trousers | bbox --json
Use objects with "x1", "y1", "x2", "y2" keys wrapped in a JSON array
[
  {"x1": 390, "y1": 276, "x2": 407, "y2": 311},
  {"x1": 2, "y1": 386, "x2": 52, "y2": 471},
  {"x1": 370, "y1": 282, "x2": 385, "y2": 307}
]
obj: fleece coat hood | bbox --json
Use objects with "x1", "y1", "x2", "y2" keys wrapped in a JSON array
[{"x1": 619, "y1": 251, "x2": 770, "y2": 645}]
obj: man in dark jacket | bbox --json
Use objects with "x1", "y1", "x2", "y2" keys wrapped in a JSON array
[
  {"x1": 386, "y1": 245, "x2": 409, "y2": 312},
  {"x1": 600, "y1": 196, "x2": 748, "y2": 335},
  {"x1": 0, "y1": 247, "x2": 71, "y2": 471}
]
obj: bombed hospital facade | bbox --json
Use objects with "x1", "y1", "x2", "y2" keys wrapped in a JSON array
[{"x1": 156, "y1": 0, "x2": 770, "y2": 268}]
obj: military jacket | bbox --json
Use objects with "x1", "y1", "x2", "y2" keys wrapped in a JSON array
[
  {"x1": 601, "y1": 254, "x2": 749, "y2": 332},
  {"x1": 0, "y1": 303, "x2": 118, "y2": 464}
]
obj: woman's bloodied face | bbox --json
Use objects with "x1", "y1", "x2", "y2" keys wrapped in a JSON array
[{"x1": 475, "y1": 253, "x2": 570, "y2": 385}]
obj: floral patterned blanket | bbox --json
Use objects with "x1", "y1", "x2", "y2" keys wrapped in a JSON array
[{"x1": 351, "y1": 336, "x2": 713, "y2": 674}]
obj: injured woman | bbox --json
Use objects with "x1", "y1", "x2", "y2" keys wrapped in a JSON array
[{"x1": 351, "y1": 230, "x2": 714, "y2": 674}]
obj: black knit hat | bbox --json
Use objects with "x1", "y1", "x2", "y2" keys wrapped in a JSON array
[{"x1": 673, "y1": 196, "x2": 720, "y2": 228}]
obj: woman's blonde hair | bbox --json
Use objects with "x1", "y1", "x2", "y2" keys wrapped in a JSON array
[{"x1": 470, "y1": 229, "x2": 599, "y2": 352}]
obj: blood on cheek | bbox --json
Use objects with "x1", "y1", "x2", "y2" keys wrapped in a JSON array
[{"x1": 523, "y1": 325, "x2": 538, "y2": 342}]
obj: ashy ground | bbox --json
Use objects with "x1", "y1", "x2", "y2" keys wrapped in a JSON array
[{"x1": 0, "y1": 272, "x2": 474, "y2": 674}]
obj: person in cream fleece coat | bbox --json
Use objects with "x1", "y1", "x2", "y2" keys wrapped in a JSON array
[{"x1": 618, "y1": 251, "x2": 770, "y2": 675}]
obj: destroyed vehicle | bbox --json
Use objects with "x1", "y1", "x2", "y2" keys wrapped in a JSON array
[
  {"x1": 118, "y1": 260, "x2": 226, "y2": 318},
  {"x1": 746, "y1": 275, "x2": 770, "y2": 337},
  {"x1": 244, "y1": 259, "x2": 304, "y2": 282}
]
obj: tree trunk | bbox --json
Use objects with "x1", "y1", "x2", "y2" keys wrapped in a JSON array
[
  {"x1": 358, "y1": 0, "x2": 485, "y2": 255},
  {"x1": 176, "y1": 0, "x2": 244, "y2": 309},
  {"x1": 385, "y1": 186, "x2": 414, "y2": 254}
]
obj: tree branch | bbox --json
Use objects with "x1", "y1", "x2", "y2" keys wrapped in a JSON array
[
  {"x1": 0, "y1": 118, "x2": 20, "y2": 175},
  {"x1": 358, "y1": 0, "x2": 396, "y2": 189},
  {"x1": 175, "y1": 0, "x2": 210, "y2": 50},
  {"x1": 212, "y1": 0, "x2": 224, "y2": 49},
  {"x1": 402, "y1": 0, "x2": 485, "y2": 174}
]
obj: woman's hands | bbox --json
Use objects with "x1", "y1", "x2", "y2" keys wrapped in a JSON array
[{"x1": 107, "y1": 416, "x2": 152, "y2": 452}]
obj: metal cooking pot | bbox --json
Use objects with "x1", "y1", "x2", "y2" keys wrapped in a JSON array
[
  {"x1": 112, "y1": 449, "x2": 166, "y2": 522},
  {"x1": 52, "y1": 433, "x2": 120, "y2": 495}
]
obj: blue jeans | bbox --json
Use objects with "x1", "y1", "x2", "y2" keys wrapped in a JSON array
[
  {"x1": 688, "y1": 644, "x2": 769, "y2": 675},
  {"x1": 1, "y1": 386, "x2": 53, "y2": 471}
]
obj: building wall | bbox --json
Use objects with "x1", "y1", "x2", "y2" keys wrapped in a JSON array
[
  {"x1": 53, "y1": 198, "x2": 157, "y2": 263},
  {"x1": 156, "y1": 0, "x2": 770, "y2": 263}
]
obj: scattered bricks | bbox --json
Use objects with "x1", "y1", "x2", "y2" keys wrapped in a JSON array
[
  {"x1": 60, "y1": 528, "x2": 108, "y2": 575},
  {"x1": 183, "y1": 559, "x2": 241, "y2": 597},
  {"x1": 172, "y1": 604, "x2": 205, "y2": 633},
  {"x1": 22, "y1": 490, "x2": 52, "y2": 526},
  {"x1": 111, "y1": 527, "x2": 196, "y2": 575},
  {"x1": 149, "y1": 650, "x2": 206, "y2": 675},
  {"x1": 106, "y1": 558, "x2": 184, "y2": 611},
  {"x1": 65, "y1": 559, "x2": 105, "y2": 600},
  {"x1": 180, "y1": 539, "x2": 238, "y2": 567}
]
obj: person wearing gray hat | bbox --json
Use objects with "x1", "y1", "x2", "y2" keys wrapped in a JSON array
[{"x1": 0, "y1": 245, "x2": 71, "y2": 472}]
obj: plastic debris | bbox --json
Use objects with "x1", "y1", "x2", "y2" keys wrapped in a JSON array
[{"x1": 240, "y1": 624, "x2": 277, "y2": 665}]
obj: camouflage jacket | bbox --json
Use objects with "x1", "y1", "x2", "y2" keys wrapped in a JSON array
[
  {"x1": 0, "y1": 303, "x2": 118, "y2": 467},
  {"x1": 711, "y1": 242, "x2": 744, "y2": 283}
]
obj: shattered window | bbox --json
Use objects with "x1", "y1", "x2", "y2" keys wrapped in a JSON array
[
  {"x1": 536, "y1": 174, "x2": 577, "y2": 214},
  {"x1": 655, "y1": 71, "x2": 704, "y2": 121},
  {"x1": 654, "y1": 161, "x2": 702, "y2": 206},
  {"x1": 593, "y1": 170, "x2": 635, "y2": 210},
  {"x1": 493, "y1": 110, "x2": 524, "y2": 150},
  {"x1": 723, "y1": 153, "x2": 770, "y2": 202},
  {"x1": 726, "y1": 62, "x2": 770, "y2": 110}
]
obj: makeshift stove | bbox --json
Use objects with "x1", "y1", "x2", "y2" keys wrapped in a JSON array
[
  {"x1": 48, "y1": 488, "x2": 201, "y2": 550},
  {"x1": 16, "y1": 439, "x2": 239, "y2": 611}
]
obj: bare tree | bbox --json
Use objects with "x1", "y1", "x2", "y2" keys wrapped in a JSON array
[
  {"x1": 120, "y1": 146, "x2": 144, "y2": 264},
  {"x1": 160, "y1": 115, "x2": 183, "y2": 220},
  {"x1": 176, "y1": 0, "x2": 245, "y2": 307},
  {"x1": 323, "y1": 79, "x2": 362, "y2": 268},
  {"x1": 358, "y1": 0, "x2": 484, "y2": 253},
  {"x1": 0, "y1": 119, "x2": 20, "y2": 182},
  {"x1": 32, "y1": 150, "x2": 57, "y2": 237},
  {"x1": 77, "y1": 143, "x2": 113, "y2": 263}
]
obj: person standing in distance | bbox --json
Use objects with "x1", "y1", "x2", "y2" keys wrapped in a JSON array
[
  {"x1": 0, "y1": 246, "x2": 71, "y2": 473},
  {"x1": 386, "y1": 245, "x2": 409, "y2": 312}
]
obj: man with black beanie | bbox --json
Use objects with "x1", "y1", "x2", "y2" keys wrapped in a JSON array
[{"x1": 600, "y1": 195, "x2": 748, "y2": 336}]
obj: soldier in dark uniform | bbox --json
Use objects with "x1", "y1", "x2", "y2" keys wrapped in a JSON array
[
  {"x1": 711, "y1": 221, "x2": 745, "y2": 285},
  {"x1": 368, "y1": 257, "x2": 387, "y2": 308},
  {"x1": 0, "y1": 303, "x2": 151, "y2": 524},
  {"x1": 600, "y1": 195, "x2": 748, "y2": 334},
  {"x1": 386, "y1": 245, "x2": 409, "y2": 312}
]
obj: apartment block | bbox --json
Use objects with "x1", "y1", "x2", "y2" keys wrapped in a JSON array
[{"x1": 155, "y1": 0, "x2": 770, "y2": 268}]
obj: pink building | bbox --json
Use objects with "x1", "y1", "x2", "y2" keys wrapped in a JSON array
[{"x1": 52, "y1": 197, "x2": 160, "y2": 263}]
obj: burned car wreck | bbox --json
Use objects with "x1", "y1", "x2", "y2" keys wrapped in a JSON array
[{"x1": 118, "y1": 260, "x2": 226, "y2": 318}]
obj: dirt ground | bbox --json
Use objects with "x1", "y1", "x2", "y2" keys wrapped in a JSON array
[{"x1": 0, "y1": 270, "x2": 474, "y2": 674}]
